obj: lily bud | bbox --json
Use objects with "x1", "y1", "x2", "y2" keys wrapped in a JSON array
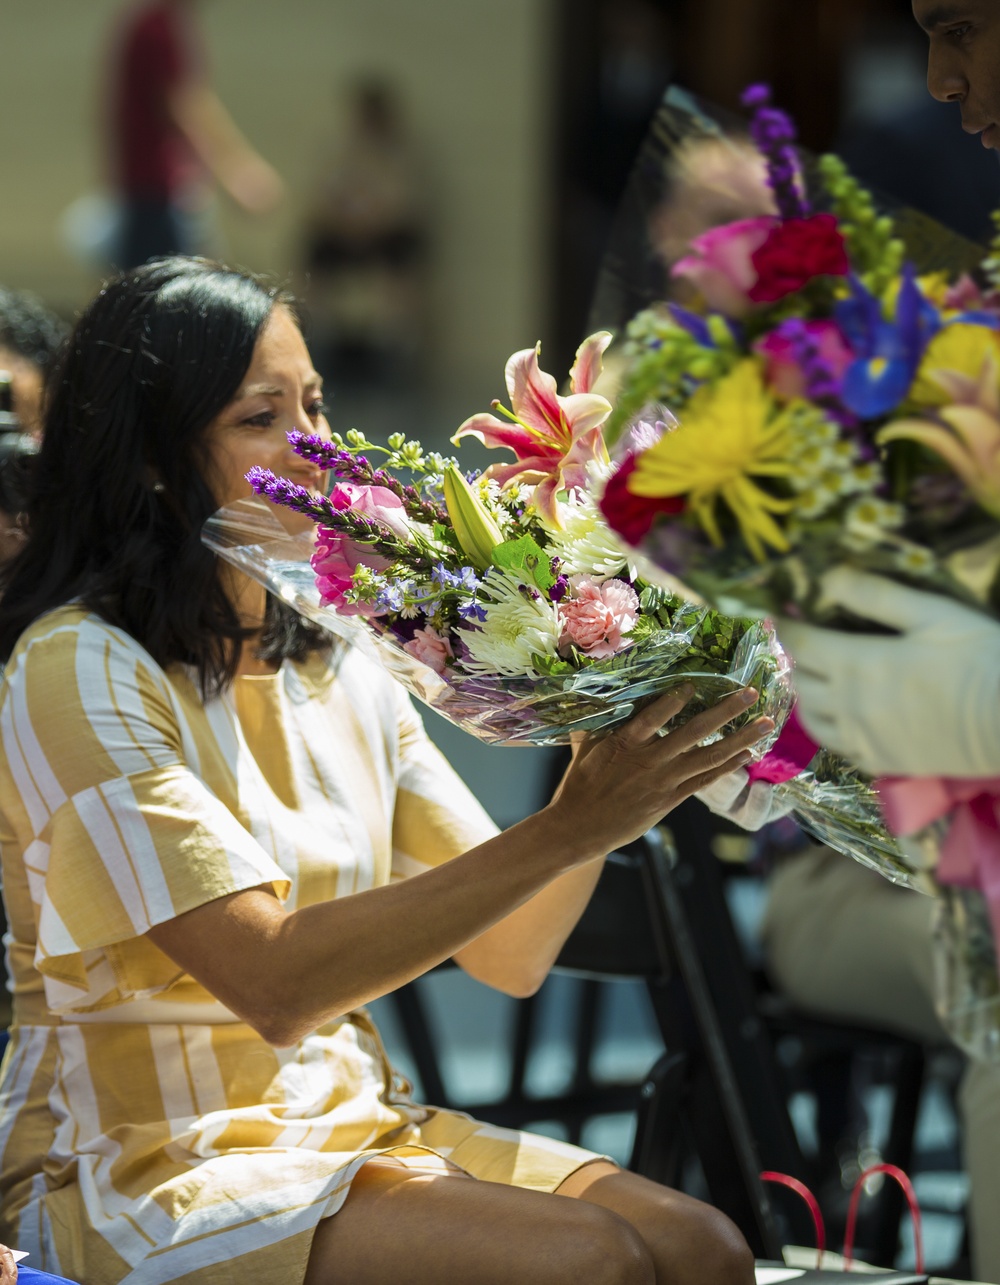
[{"x1": 443, "y1": 465, "x2": 504, "y2": 571}]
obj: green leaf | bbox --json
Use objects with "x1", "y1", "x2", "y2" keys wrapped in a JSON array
[
  {"x1": 491, "y1": 535, "x2": 556, "y2": 590},
  {"x1": 531, "y1": 652, "x2": 576, "y2": 676}
]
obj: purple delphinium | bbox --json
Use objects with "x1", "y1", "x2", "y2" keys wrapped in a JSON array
[
  {"x1": 740, "y1": 83, "x2": 808, "y2": 222},
  {"x1": 245, "y1": 465, "x2": 437, "y2": 570},
  {"x1": 287, "y1": 430, "x2": 450, "y2": 526}
]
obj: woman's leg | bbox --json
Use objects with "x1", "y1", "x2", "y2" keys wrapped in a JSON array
[
  {"x1": 557, "y1": 1161, "x2": 755, "y2": 1285},
  {"x1": 303, "y1": 1158, "x2": 654, "y2": 1285},
  {"x1": 304, "y1": 1157, "x2": 753, "y2": 1285}
]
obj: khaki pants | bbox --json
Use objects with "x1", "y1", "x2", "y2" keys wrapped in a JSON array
[{"x1": 762, "y1": 847, "x2": 1000, "y2": 1284}]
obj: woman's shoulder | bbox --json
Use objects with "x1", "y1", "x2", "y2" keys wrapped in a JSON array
[{"x1": 5, "y1": 604, "x2": 169, "y2": 691}]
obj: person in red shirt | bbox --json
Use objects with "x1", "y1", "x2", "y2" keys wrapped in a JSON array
[{"x1": 107, "y1": 0, "x2": 284, "y2": 268}]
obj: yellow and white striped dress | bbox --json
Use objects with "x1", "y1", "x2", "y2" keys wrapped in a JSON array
[{"x1": 0, "y1": 606, "x2": 601, "y2": 1284}]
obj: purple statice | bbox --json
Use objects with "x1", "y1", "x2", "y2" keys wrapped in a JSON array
[
  {"x1": 287, "y1": 431, "x2": 449, "y2": 526},
  {"x1": 740, "y1": 83, "x2": 808, "y2": 222}
]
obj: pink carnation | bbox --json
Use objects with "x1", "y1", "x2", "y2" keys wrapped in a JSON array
[
  {"x1": 403, "y1": 625, "x2": 454, "y2": 674},
  {"x1": 558, "y1": 577, "x2": 640, "y2": 660},
  {"x1": 672, "y1": 216, "x2": 777, "y2": 317}
]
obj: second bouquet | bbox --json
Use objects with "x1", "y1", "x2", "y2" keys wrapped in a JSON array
[{"x1": 203, "y1": 332, "x2": 790, "y2": 747}]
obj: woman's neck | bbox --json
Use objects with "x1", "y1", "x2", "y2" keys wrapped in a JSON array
[{"x1": 226, "y1": 567, "x2": 280, "y2": 676}]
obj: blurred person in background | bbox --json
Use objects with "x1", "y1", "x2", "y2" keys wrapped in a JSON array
[
  {"x1": 0, "y1": 291, "x2": 65, "y2": 569},
  {"x1": 106, "y1": 0, "x2": 284, "y2": 269},
  {"x1": 302, "y1": 76, "x2": 429, "y2": 390},
  {"x1": 0, "y1": 289, "x2": 66, "y2": 441}
]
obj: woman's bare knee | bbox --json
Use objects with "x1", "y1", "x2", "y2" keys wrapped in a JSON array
[
  {"x1": 559, "y1": 1167, "x2": 754, "y2": 1285},
  {"x1": 304, "y1": 1162, "x2": 655, "y2": 1285}
]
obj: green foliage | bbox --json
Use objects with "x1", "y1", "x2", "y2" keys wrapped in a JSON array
[
  {"x1": 605, "y1": 310, "x2": 738, "y2": 444},
  {"x1": 983, "y1": 208, "x2": 1000, "y2": 292},
  {"x1": 491, "y1": 534, "x2": 556, "y2": 590},
  {"x1": 817, "y1": 154, "x2": 904, "y2": 296}
]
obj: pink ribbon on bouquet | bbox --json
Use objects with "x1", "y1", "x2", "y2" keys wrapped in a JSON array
[
  {"x1": 747, "y1": 705, "x2": 820, "y2": 784},
  {"x1": 877, "y1": 774, "x2": 1000, "y2": 948}
]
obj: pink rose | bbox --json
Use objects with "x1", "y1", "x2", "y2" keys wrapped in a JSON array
[
  {"x1": 671, "y1": 216, "x2": 777, "y2": 317},
  {"x1": 558, "y1": 576, "x2": 640, "y2": 660},
  {"x1": 754, "y1": 319, "x2": 854, "y2": 400},
  {"x1": 312, "y1": 526, "x2": 391, "y2": 617},
  {"x1": 403, "y1": 625, "x2": 454, "y2": 674},
  {"x1": 329, "y1": 482, "x2": 411, "y2": 538}
]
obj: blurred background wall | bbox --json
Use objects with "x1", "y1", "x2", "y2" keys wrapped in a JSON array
[{"x1": 0, "y1": 0, "x2": 556, "y2": 418}]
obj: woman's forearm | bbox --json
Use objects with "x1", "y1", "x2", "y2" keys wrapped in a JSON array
[
  {"x1": 148, "y1": 805, "x2": 588, "y2": 1045},
  {"x1": 451, "y1": 855, "x2": 608, "y2": 996}
]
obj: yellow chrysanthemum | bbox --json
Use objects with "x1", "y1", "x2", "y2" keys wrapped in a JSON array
[
  {"x1": 909, "y1": 323, "x2": 1000, "y2": 409},
  {"x1": 628, "y1": 360, "x2": 796, "y2": 561}
]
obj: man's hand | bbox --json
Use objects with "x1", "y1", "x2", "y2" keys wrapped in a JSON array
[{"x1": 777, "y1": 566, "x2": 1000, "y2": 777}]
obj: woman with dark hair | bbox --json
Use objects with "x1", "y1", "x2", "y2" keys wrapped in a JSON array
[{"x1": 0, "y1": 258, "x2": 766, "y2": 1285}]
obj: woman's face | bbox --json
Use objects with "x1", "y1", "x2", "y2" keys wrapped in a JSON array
[{"x1": 202, "y1": 304, "x2": 330, "y2": 510}]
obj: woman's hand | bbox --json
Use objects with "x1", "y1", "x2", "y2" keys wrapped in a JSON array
[
  {"x1": 548, "y1": 684, "x2": 774, "y2": 859},
  {"x1": 0, "y1": 1244, "x2": 18, "y2": 1284}
]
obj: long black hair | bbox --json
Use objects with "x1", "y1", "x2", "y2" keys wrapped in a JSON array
[{"x1": 0, "y1": 257, "x2": 329, "y2": 692}]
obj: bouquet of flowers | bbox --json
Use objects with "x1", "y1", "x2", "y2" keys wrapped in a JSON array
[
  {"x1": 592, "y1": 83, "x2": 1000, "y2": 1057},
  {"x1": 203, "y1": 333, "x2": 790, "y2": 748}
]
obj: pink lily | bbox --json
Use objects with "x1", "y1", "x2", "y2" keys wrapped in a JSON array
[
  {"x1": 453, "y1": 332, "x2": 614, "y2": 526},
  {"x1": 878, "y1": 402, "x2": 1000, "y2": 521}
]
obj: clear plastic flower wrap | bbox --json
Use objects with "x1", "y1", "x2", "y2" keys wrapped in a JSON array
[{"x1": 202, "y1": 495, "x2": 792, "y2": 747}]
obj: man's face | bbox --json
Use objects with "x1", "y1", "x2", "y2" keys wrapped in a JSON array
[
  {"x1": 915, "y1": 1, "x2": 1000, "y2": 144},
  {"x1": 913, "y1": 1, "x2": 1000, "y2": 146}
]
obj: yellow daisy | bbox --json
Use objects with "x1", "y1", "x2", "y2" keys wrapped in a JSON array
[{"x1": 628, "y1": 360, "x2": 796, "y2": 561}]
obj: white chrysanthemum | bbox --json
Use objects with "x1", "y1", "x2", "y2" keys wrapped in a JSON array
[
  {"x1": 459, "y1": 571, "x2": 562, "y2": 677},
  {"x1": 543, "y1": 488, "x2": 633, "y2": 580}
]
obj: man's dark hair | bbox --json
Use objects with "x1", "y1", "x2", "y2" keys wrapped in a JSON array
[
  {"x1": 0, "y1": 257, "x2": 329, "y2": 692},
  {"x1": 0, "y1": 287, "x2": 68, "y2": 372}
]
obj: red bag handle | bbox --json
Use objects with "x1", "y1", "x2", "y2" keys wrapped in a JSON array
[
  {"x1": 843, "y1": 1162, "x2": 924, "y2": 1276},
  {"x1": 759, "y1": 1171, "x2": 827, "y2": 1269}
]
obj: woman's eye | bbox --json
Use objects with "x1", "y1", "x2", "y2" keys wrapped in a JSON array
[
  {"x1": 243, "y1": 410, "x2": 276, "y2": 428},
  {"x1": 307, "y1": 399, "x2": 329, "y2": 419},
  {"x1": 948, "y1": 23, "x2": 973, "y2": 41}
]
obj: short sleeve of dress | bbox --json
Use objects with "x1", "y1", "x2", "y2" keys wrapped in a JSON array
[
  {"x1": 0, "y1": 612, "x2": 291, "y2": 1012},
  {"x1": 390, "y1": 687, "x2": 499, "y2": 880}
]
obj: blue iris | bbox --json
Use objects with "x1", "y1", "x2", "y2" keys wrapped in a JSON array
[{"x1": 836, "y1": 267, "x2": 942, "y2": 419}]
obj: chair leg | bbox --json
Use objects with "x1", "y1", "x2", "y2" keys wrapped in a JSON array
[
  {"x1": 388, "y1": 981, "x2": 452, "y2": 1108},
  {"x1": 867, "y1": 1046, "x2": 926, "y2": 1267},
  {"x1": 629, "y1": 1049, "x2": 687, "y2": 1187}
]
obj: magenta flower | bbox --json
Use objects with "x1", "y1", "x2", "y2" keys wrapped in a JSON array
[
  {"x1": 310, "y1": 482, "x2": 414, "y2": 616},
  {"x1": 453, "y1": 332, "x2": 613, "y2": 527},
  {"x1": 403, "y1": 625, "x2": 455, "y2": 674},
  {"x1": 672, "y1": 217, "x2": 777, "y2": 317},
  {"x1": 558, "y1": 576, "x2": 640, "y2": 659},
  {"x1": 311, "y1": 527, "x2": 390, "y2": 616},
  {"x1": 755, "y1": 319, "x2": 854, "y2": 400}
]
